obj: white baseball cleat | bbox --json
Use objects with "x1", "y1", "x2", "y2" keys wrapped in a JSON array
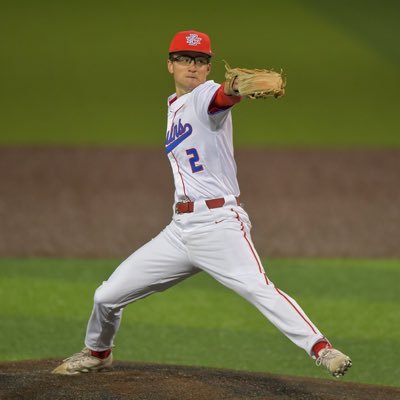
[
  {"x1": 52, "y1": 347, "x2": 113, "y2": 375},
  {"x1": 316, "y1": 346, "x2": 352, "y2": 378}
]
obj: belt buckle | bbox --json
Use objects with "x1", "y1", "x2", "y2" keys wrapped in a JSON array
[{"x1": 175, "y1": 199, "x2": 190, "y2": 214}]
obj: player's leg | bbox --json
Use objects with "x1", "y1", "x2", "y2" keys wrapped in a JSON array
[
  {"x1": 52, "y1": 220, "x2": 198, "y2": 374},
  {"x1": 85, "y1": 220, "x2": 196, "y2": 350},
  {"x1": 190, "y1": 211, "x2": 323, "y2": 352},
  {"x1": 188, "y1": 204, "x2": 351, "y2": 377}
]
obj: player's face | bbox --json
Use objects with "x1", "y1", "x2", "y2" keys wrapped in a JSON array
[{"x1": 167, "y1": 52, "x2": 211, "y2": 96}]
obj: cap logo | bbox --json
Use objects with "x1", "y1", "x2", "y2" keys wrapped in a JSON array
[{"x1": 186, "y1": 33, "x2": 202, "y2": 46}]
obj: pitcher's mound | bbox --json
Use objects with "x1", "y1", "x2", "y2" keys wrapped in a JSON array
[{"x1": 0, "y1": 360, "x2": 398, "y2": 400}]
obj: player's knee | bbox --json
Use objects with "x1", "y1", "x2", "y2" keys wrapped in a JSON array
[
  {"x1": 235, "y1": 275, "x2": 273, "y2": 302},
  {"x1": 93, "y1": 284, "x2": 117, "y2": 308},
  {"x1": 234, "y1": 279, "x2": 256, "y2": 299}
]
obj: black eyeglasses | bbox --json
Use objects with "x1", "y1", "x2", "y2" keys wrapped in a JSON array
[{"x1": 169, "y1": 54, "x2": 210, "y2": 66}]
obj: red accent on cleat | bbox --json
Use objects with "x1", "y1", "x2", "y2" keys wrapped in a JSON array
[
  {"x1": 312, "y1": 341, "x2": 332, "y2": 357},
  {"x1": 90, "y1": 349, "x2": 112, "y2": 359}
]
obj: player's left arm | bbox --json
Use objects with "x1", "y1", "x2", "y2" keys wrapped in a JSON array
[{"x1": 208, "y1": 83, "x2": 242, "y2": 114}]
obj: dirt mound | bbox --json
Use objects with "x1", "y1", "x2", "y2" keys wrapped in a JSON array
[{"x1": 0, "y1": 360, "x2": 399, "y2": 400}]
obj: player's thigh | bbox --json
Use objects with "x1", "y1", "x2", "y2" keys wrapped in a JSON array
[
  {"x1": 96, "y1": 222, "x2": 196, "y2": 305},
  {"x1": 189, "y1": 206, "x2": 264, "y2": 279},
  {"x1": 189, "y1": 209, "x2": 271, "y2": 303}
]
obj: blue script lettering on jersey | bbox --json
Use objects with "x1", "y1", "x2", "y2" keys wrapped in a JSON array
[{"x1": 165, "y1": 119, "x2": 193, "y2": 154}]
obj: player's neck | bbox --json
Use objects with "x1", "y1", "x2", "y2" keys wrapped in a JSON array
[{"x1": 175, "y1": 87, "x2": 191, "y2": 98}]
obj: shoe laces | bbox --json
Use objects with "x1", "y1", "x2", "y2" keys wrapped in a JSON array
[{"x1": 62, "y1": 348, "x2": 91, "y2": 363}]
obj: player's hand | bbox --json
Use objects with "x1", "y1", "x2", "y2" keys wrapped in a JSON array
[{"x1": 223, "y1": 77, "x2": 239, "y2": 96}]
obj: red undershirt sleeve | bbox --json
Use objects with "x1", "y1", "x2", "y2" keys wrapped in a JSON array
[{"x1": 208, "y1": 83, "x2": 242, "y2": 114}]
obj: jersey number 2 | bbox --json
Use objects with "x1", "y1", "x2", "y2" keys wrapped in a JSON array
[{"x1": 186, "y1": 148, "x2": 204, "y2": 173}]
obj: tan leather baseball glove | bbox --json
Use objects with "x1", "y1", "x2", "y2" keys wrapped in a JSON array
[{"x1": 224, "y1": 61, "x2": 286, "y2": 99}]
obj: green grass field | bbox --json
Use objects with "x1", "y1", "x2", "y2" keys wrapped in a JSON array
[
  {"x1": 1, "y1": 258, "x2": 399, "y2": 387},
  {"x1": 1, "y1": 1, "x2": 399, "y2": 147}
]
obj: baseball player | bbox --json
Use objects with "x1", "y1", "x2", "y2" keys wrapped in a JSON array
[{"x1": 53, "y1": 30, "x2": 352, "y2": 378}]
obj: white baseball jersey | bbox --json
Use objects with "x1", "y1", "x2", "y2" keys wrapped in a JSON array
[{"x1": 166, "y1": 80, "x2": 240, "y2": 202}]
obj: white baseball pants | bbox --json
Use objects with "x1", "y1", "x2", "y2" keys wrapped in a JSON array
[{"x1": 85, "y1": 195, "x2": 325, "y2": 356}]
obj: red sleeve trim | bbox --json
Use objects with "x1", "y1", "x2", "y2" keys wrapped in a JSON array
[{"x1": 208, "y1": 83, "x2": 242, "y2": 114}]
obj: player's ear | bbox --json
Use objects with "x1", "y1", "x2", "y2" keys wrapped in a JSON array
[
  {"x1": 206, "y1": 63, "x2": 211, "y2": 76},
  {"x1": 167, "y1": 59, "x2": 174, "y2": 74}
]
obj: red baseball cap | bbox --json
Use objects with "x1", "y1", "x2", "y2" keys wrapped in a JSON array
[{"x1": 169, "y1": 30, "x2": 213, "y2": 56}]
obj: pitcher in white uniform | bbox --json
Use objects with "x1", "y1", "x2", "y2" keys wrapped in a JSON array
[{"x1": 53, "y1": 30, "x2": 352, "y2": 378}]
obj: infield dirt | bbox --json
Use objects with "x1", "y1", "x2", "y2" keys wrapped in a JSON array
[
  {"x1": 1, "y1": 148, "x2": 399, "y2": 399},
  {"x1": 1, "y1": 148, "x2": 400, "y2": 258}
]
